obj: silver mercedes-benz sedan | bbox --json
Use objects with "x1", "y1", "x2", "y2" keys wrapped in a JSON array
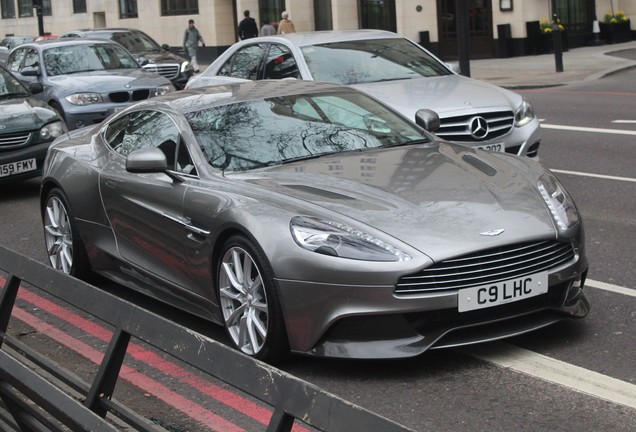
[
  {"x1": 41, "y1": 80, "x2": 589, "y2": 363},
  {"x1": 186, "y1": 30, "x2": 542, "y2": 158}
]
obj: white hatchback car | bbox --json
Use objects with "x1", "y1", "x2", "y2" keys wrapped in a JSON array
[{"x1": 187, "y1": 30, "x2": 542, "y2": 158}]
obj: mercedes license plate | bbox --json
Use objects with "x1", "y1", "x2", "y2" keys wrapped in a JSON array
[{"x1": 477, "y1": 142, "x2": 504, "y2": 152}]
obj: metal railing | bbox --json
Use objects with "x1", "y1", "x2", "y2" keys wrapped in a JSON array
[{"x1": 0, "y1": 245, "x2": 413, "y2": 432}]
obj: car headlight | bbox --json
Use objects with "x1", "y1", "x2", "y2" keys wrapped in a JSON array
[
  {"x1": 154, "y1": 85, "x2": 174, "y2": 96},
  {"x1": 537, "y1": 172, "x2": 579, "y2": 231},
  {"x1": 290, "y1": 216, "x2": 411, "y2": 262},
  {"x1": 65, "y1": 93, "x2": 102, "y2": 105},
  {"x1": 514, "y1": 98, "x2": 535, "y2": 127},
  {"x1": 40, "y1": 121, "x2": 67, "y2": 140},
  {"x1": 181, "y1": 61, "x2": 193, "y2": 72}
]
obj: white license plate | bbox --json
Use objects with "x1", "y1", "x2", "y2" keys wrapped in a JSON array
[
  {"x1": 458, "y1": 271, "x2": 548, "y2": 312},
  {"x1": 0, "y1": 158, "x2": 36, "y2": 178},
  {"x1": 477, "y1": 143, "x2": 504, "y2": 152}
]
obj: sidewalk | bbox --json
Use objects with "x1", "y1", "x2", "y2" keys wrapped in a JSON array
[{"x1": 467, "y1": 40, "x2": 636, "y2": 89}]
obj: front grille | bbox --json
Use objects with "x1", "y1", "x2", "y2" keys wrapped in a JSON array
[
  {"x1": 0, "y1": 132, "x2": 31, "y2": 149},
  {"x1": 395, "y1": 240, "x2": 575, "y2": 295},
  {"x1": 436, "y1": 110, "x2": 514, "y2": 142},
  {"x1": 143, "y1": 63, "x2": 180, "y2": 80},
  {"x1": 108, "y1": 90, "x2": 153, "y2": 103}
]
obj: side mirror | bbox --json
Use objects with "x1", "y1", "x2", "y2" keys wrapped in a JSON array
[
  {"x1": 126, "y1": 147, "x2": 168, "y2": 173},
  {"x1": 161, "y1": 43, "x2": 171, "y2": 52},
  {"x1": 28, "y1": 82, "x2": 43, "y2": 94},
  {"x1": 126, "y1": 147, "x2": 184, "y2": 182},
  {"x1": 19, "y1": 66, "x2": 40, "y2": 77},
  {"x1": 415, "y1": 109, "x2": 441, "y2": 132}
]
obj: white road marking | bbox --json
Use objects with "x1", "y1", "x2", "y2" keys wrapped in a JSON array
[
  {"x1": 551, "y1": 169, "x2": 636, "y2": 183},
  {"x1": 541, "y1": 123, "x2": 636, "y2": 136},
  {"x1": 461, "y1": 280, "x2": 635, "y2": 408},
  {"x1": 612, "y1": 120, "x2": 636, "y2": 124},
  {"x1": 587, "y1": 279, "x2": 636, "y2": 297},
  {"x1": 462, "y1": 342, "x2": 636, "y2": 409}
]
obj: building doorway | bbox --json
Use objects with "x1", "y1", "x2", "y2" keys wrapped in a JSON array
[
  {"x1": 359, "y1": 0, "x2": 396, "y2": 32},
  {"x1": 437, "y1": 0, "x2": 494, "y2": 60}
]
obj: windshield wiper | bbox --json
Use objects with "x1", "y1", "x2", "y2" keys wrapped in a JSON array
[{"x1": 64, "y1": 69, "x2": 104, "y2": 74}]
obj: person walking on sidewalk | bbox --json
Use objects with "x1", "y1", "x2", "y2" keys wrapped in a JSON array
[
  {"x1": 260, "y1": 18, "x2": 276, "y2": 37},
  {"x1": 183, "y1": 19, "x2": 205, "y2": 73},
  {"x1": 238, "y1": 10, "x2": 259, "y2": 40},
  {"x1": 277, "y1": 11, "x2": 296, "y2": 35}
]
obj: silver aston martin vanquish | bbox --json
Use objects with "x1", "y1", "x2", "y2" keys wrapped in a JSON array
[{"x1": 41, "y1": 80, "x2": 589, "y2": 363}]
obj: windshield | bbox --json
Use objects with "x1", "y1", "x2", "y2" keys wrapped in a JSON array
[
  {"x1": 44, "y1": 44, "x2": 139, "y2": 76},
  {"x1": 0, "y1": 67, "x2": 29, "y2": 97},
  {"x1": 110, "y1": 31, "x2": 161, "y2": 54},
  {"x1": 185, "y1": 90, "x2": 429, "y2": 172},
  {"x1": 300, "y1": 38, "x2": 452, "y2": 85}
]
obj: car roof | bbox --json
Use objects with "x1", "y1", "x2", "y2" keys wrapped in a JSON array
[
  {"x1": 23, "y1": 38, "x2": 121, "y2": 49},
  {"x1": 264, "y1": 30, "x2": 403, "y2": 47},
  {"x1": 62, "y1": 28, "x2": 146, "y2": 36},
  {"x1": 141, "y1": 80, "x2": 358, "y2": 113}
]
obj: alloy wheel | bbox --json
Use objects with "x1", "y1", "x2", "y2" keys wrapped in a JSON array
[
  {"x1": 44, "y1": 195, "x2": 73, "y2": 274},
  {"x1": 219, "y1": 246, "x2": 269, "y2": 356}
]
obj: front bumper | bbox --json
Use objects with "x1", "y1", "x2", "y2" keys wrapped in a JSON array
[{"x1": 276, "y1": 265, "x2": 589, "y2": 359}]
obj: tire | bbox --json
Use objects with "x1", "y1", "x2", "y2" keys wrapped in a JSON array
[
  {"x1": 217, "y1": 235, "x2": 289, "y2": 363},
  {"x1": 42, "y1": 188, "x2": 91, "y2": 279}
]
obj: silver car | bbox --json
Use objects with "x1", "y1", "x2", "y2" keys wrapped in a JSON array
[
  {"x1": 6, "y1": 39, "x2": 174, "y2": 130},
  {"x1": 41, "y1": 80, "x2": 588, "y2": 363},
  {"x1": 187, "y1": 30, "x2": 542, "y2": 157}
]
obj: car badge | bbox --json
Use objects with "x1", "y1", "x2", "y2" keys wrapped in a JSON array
[
  {"x1": 125, "y1": 84, "x2": 131, "y2": 89},
  {"x1": 480, "y1": 229, "x2": 505, "y2": 236},
  {"x1": 469, "y1": 116, "x2": 489, "y2": 139},
  {"x1": 0, "y1": 125, "x2": 5, "y2": 130}
]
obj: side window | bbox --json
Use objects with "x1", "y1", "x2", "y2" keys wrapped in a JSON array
[
  {"x1": 218, "y1": 44, "x2": 265, "y2": 80},
  {"x1": 6, "y1": 48, "x2": 26, "y2": 72},
  {"x1": 104, "y1": 110, "x2": 196, "y2": 175},
  {"x1": 23, "y1": 48, "x2": 39, "y2": 69},
  {"x1": 263, "y1": 44, "x2": 299, "y2": 80}
]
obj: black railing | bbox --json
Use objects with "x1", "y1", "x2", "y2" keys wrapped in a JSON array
[{"x1": 0, "y1": 246, "x2": 412, "y2": 432}]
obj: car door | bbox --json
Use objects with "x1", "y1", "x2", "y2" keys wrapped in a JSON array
[
  {"x1": 217, "y1": 43, "x2": 267, "y2": 80},
  {"x1": 99, "y1": 109, "x2": 196, "y2": 294},
  {"x1": 8, "y1": 47, "x2": 40, "y2": 85}
]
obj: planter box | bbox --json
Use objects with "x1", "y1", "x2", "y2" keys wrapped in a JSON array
[
  {"x1": 540, "y1": 31, "x2": 569, "y2": 54},
  {"x1": 599, "y1": 20, "x2": 632, "y2": 44}
]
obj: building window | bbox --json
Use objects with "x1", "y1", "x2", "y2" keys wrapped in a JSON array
[
  {"x1": 43, "y1": 0, "x2": 51, "y2": 16},
  {"x1": 359, "y1": 0, "x2": 396, "y2": 32},
  {"x1": 1, "y1": 0, "x2": 16, "y2": 19},
  {"x1": 119, "y1": 0, "x2": 138, "y2": 18},
  {"x1": 260, "y1": 0, "x2": 285, "y2": 29},
  {"x1": 161, "y1": 0, "x2": 198, "y2": 16},
  {"x1": 17, "y1": 0, "x2": 32, "y2": 17},
  {"x1": 73, "y1": 0, "x2": 86, "y2": 14},
  {"x1": 314, "y1": 0, "x2": 332, "y2": 30}
]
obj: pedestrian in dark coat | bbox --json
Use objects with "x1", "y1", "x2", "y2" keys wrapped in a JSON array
[{"x1": 238, "y1": 10, "x2": 258, "y2": 40}]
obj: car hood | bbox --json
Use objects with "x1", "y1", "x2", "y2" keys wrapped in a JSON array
[
  {"x1": 47, "y1": 70, "x2": 170, "y2": 92},
  {"x1": 0, "y1": 97, "x2": 58, "y2": 133},
  {"x1": 352, "y1": 75, "x2": 522, "y2": 121},
  {"x1": 241, "y1": 143, "x2": 556, "y2": 261},
  {"x1": 136, "y1": 51, "x2": 186, "y2": 64}
]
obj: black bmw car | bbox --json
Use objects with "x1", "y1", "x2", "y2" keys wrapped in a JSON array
[
  {"x1": 60, "y1": 28, "x2": 193, "y2": 90},
  {"x1": 0, "y1": 64, "x2": 65, "y2": 183}
]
